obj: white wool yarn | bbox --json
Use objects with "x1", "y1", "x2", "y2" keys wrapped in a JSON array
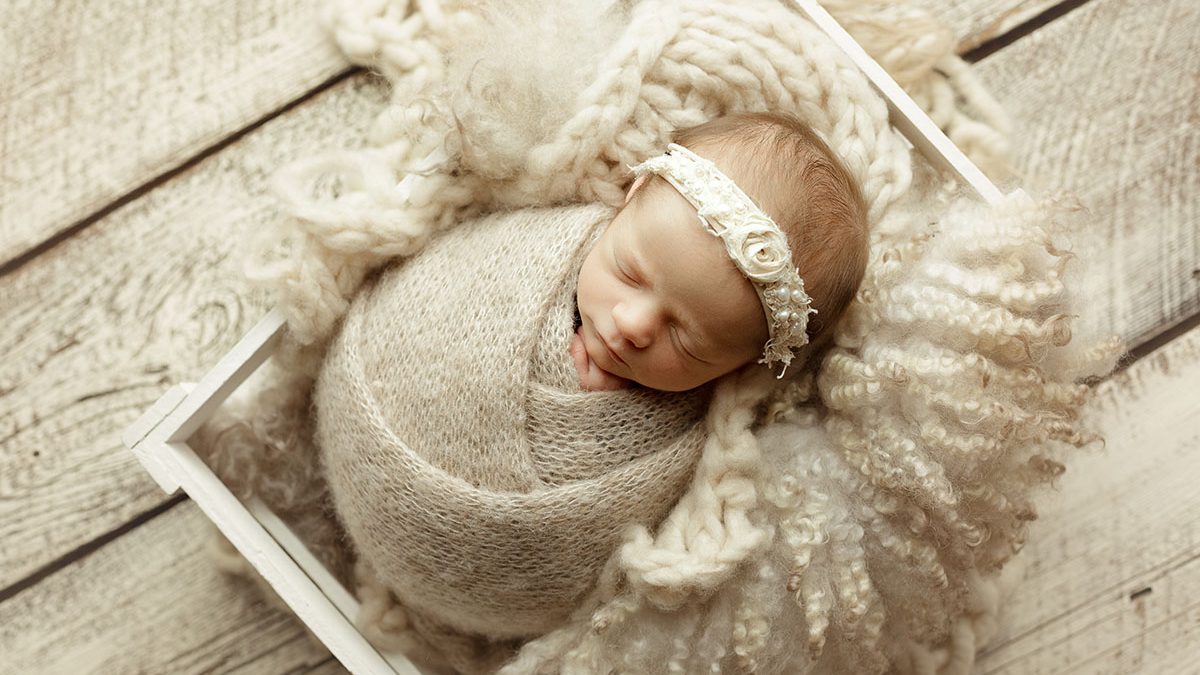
[{"x1": 189, "y1": 0, "x2": 1128, "y2": 673}]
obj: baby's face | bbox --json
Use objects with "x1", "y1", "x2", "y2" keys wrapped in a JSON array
[{"x1": 575, "y1": 176, "x2": 768, "y2": 392}]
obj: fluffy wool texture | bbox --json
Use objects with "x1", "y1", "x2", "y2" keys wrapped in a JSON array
[{"x1": 193, "y1": 0, "x2": 1127, "y2": 673}]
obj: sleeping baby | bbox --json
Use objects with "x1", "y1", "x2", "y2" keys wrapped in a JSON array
[
  {"x1": 310, "y1": 109, "x2": 870, "y2": 644},
  {"x1": 571, "y1": 110, "x2": 870, "y2": 392}
]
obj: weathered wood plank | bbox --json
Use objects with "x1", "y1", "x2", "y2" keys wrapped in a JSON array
[
  {"x1": 972, "y1": 0, "x2": 1200, "y2": 351},
  {"x1": 0, "y1": 72, "x2": 388, "y2": 590},
  {"x1": 0, "y1": 501, "x2": 333, "y2": 674},
  {"x1": 0, "y1": 0, "x2": 347, "y2": 269},
  {"x1": 975, "y1": 326, "x2": 1200, "y2": 674}
]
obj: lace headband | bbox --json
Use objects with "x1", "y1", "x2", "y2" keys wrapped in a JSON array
[{"x1": 628, "y1": 143, "x2": 816, "y2": 379}]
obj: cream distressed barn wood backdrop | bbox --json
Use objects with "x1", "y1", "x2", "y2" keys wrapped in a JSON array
[{"x1": 1, "y1": 0, "x2": 1197, "y2": 673}]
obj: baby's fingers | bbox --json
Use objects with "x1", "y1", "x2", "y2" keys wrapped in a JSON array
[
  {"x1": 587, "y1": 359, "x2": 630, "y2": 391},
  {"x1": 569, "y1": 331, "x2": 589, "y2": 377}
]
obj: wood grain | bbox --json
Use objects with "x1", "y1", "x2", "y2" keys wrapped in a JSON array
[
  {"x1": 972, "y1": 0, "x2": 1200, "y2": 352},
  {"x1": 0, "y1": 73, "x2": 388, "y2": 590},
  {"x1": 975, "y1": 325, "x2": 1200, "y2": 674},
  {"x1": 305, "y1": 659, "x2": 350, "y2": 675},
  {"x1": 0, "y1": 0, "x2": 347, "y2": 270},
  {"x1": 0, "y1": 501, "x2": 334, "y2": 674}
]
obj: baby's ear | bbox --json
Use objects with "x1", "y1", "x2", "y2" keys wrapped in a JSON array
[{"x1": 624, "y1": 174, "x2": 649, "y2": 205}]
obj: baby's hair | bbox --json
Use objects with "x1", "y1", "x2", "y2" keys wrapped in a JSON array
[{"x1": 626, "y1": 111, "x2": 870, "y2": 365}]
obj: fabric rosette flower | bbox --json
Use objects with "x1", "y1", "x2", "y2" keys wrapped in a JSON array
[{"x1": 722, "y1": 216, "x2": 793, "y2": 282}]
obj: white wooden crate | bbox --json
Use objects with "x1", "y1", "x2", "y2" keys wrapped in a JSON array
[{"x1": 121, "y1": 2, "x2": 1006, "y2": 672}]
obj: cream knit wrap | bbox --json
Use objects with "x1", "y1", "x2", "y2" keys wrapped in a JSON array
[
  {"x1": 315, "y1": 202, "x2": 713, "y2": 637},
  {"x1": 192, "y1": 1, "x2": 1129, "y2": 673}
]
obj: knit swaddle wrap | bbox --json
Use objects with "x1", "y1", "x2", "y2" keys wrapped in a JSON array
[{"x1": 313, "y1": 201, "x2": 713, "y2": 637}]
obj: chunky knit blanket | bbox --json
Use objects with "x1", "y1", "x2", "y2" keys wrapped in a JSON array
[{"x1": 194, "y1": 0, "x2": 1127, "y2": 673}]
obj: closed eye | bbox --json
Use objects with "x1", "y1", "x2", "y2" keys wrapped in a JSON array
[
  {"x1": 613, "y1": 248, "x2": 638, "y2": 285},
  {"x1": 672, "y1": 326, "x2": 702, "y2": 363}
]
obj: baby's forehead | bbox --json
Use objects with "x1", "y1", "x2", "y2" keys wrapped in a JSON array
[{"x1": 634, "y1": 194, "x2": 724, "y2": 265}]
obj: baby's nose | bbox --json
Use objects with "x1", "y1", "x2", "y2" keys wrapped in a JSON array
[{"x1": 613, "y1": 300, "x2": 659, "y2": 349}]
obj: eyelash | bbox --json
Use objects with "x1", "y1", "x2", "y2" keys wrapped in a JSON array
[
  {"x1": 617, "y1": 261, "x2": 637, "y2": 285},
  {"x1": 671, "y1": 327, "x2": 695, "y2": 361}
]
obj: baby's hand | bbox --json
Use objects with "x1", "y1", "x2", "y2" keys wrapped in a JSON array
[{"x1": 571, "y1": 327, "x2": 631, "y2": 391}]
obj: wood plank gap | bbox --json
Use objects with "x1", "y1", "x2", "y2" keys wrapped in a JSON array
[
  {"x1": 962, "y1": 0, "x2": 1098, "y2": 63},
  {"x1": 0, "y1": 65, "x2": 360, "y2": 281},
  {"x1": 0, "y1": 492, "x2": 187, "y2": 604},
  {"x1": 1118, "y1": 309, "x2": 1200, "y2": 375},
  {"x1": 980, "y1": 537, "x2": 1200, "y2": 656}
]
